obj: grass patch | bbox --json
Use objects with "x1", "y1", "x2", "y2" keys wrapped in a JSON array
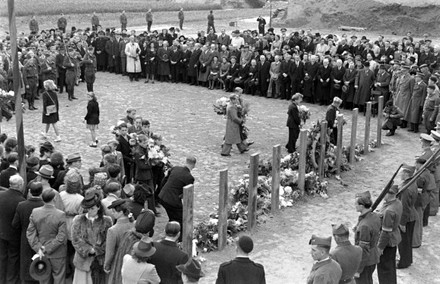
[{"x1": 4, "y1": 0, "x2": 223, "y2": 17}]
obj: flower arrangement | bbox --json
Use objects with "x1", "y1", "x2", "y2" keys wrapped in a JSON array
[
  {"x1": 298, "y1": 105, "x2": 311, "y2": 123},
  {"x1": 213, "y1": 97, "x2": 229, "y2": 115},
  {"x1": 0, "y1": 89, "x2": 16, "y2": 120}
]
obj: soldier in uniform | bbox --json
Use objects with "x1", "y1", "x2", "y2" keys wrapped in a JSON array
[
  {"x1": 146, "y1": 9, "x2": 153, "y2": 32},
  {"x1": 354, "y1": 191, "x2": 381, "y2": 284},
  {"x1": 178, "y1": 8, "x2": 184, "y2": 30},
  {"x1": 376, "y1": 185, "x2": 402, "y2": 284},
  {"x1": 394, "y1": 66, "x2": 414, "y2": 128},
  {"x1": 63, "y1": 48, "x2": 79, "y2": 101},
  {"x1": 55, "y1": 47, "x2": 66, "y2": 94},
  {"x1": 422, "y1": 85, "x2": 440, "y2": 133},
  {"x1": 405, "y1": 73, "x2": 427, "y2": 133},
  {"x1": 330, "y1": 224, "x2": 362, "y2": 284},
  {"x1": 57, "y1": 13, "x2": 67, "y2": 33},
  {"x1": 23, "y1": 52, "x2": 39, "y2": 110},
  {"x1": 29, "y1": 15, "x2": 39, "y2": 35},
  {"x1": 430, "y1": 130, "x2": 440, "y2": 216},
  {"x1": 91, "y1": 12, "x2": 100, "y2": 31},
  {"x1": 307, "y1": 234, "x2": 342, "y2": 284},
  {"x1": 80, "y1": 46, "x2": 97, "y2": 92},
  {"x1": 120, "y1": 11, "x2": 127, "y2": 31},
  {"x1": 40, "y1": 52, "x2": 57, "y2": 83},
  {"x1": 396, "y1": 165, "x2": 418, "y2": 269}
]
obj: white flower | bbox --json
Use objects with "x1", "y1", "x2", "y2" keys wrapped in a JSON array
[
  {"x1": 212, "y1": 233, "x2": 218, "y2": 241},
  {"x1": 284, "y1": 186, "x2": 293, "y2": 195},
  {"x1": 208, "y1": 218, "x2": 218, "y2": 225}
]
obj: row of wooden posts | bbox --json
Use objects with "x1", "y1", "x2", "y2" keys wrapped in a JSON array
[{"x1": 181, "y1": 97, "x2": 385, "y2": 256}]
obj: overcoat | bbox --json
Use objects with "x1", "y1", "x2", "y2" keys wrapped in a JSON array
[
  {"x1": 125, "y1": 42, "x2": 141, "y2": 73},
  {"x1": 224, "y1": 103, "x2": 243, "y2": 145},
  {"x1": 353, "y1": 68, "x2": 375, "y2": 105},
  {"x1": 394, "y1": 73, "x2": 414, "y2": 116},
  {"x1": 404, "y1": 81, "x2": 427, "y2": 123}
]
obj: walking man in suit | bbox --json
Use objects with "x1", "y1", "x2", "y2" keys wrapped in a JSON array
[
  {"x1": 216, "y1": 235, "x2": 266, "y2": 284},
  {"x1": 286, "y1": 93, "x2": 302, "y2": 153},
  {"x1": 27, "y1": 189, "x2": 68, "y2": 284}
]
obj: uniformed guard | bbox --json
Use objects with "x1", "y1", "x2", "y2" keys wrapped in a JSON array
[
  {"x1": 429, "y1": 130, "x2": 440, "y2": 215},
  {"x1": 81, "y1": 46, "x2": 97, "y2": 92},
  {"x1": 23, "y1": 51, "x2": 39, "y2": 110},
  {"x1": 330, "y1": 223, "x2": 362, "y2": 284},
  {"x1": 354, "y1": 191, "x2": 381, "y2": 284},
  {"x1": 307, "y1": 235, "x2": 342, "y2": 284},
  {"x1": 377, "y1": 185, "x2": 402, "y2": 284}
]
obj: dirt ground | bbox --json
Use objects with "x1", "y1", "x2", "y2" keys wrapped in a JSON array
[{"x1": 1, "y1": 9, "x2": 439, "y2": 284}]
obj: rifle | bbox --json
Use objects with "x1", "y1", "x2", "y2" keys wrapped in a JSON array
[{"x1": 370, "y1": 164, "x2": 403, "y2": 211}]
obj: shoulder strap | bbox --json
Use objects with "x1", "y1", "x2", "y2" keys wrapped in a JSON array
[{"x1": 45, "y1": 92, "x2": 56, "y2": 105}]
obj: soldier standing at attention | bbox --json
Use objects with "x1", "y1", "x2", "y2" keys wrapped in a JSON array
[
  {"x1": 207, "y1": 10, "x2": 215, "y2": 33},
  {"x1": 307, "y1": 235, "x2": 342, "y2": 284},
  {"x1": 57, "y1": 13, "x2": 67, "y2": 33},
  {"x1": 120, "y1": 10, "x2": 128, "y2": 31},
  {"x1": 146, "y1": 9, "x2": 153, "y2": 32},
  {"x1": 178, "y1": 8, "x2": 184, "y2": 30},
  {"x1": 330, "y1": 224, "x2": 362, "y2": 284}
]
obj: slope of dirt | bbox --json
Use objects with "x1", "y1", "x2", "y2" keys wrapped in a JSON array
[{"x1": 283, "y1": 0, "x2": 440, "y2": 36}]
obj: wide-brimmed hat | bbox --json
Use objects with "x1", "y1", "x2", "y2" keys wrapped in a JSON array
[
  {"x1": 36, "y1": 165, "x2": 54, "y2": 179},
  {"x1": 81, "y1": 189, "x2": 101, "y2": 209},
  {"x1": 29, "y1": 256, "x2": 52, "y2": 281},
  {"x1": 133, "y1": 239, "x2": 156, "y2": 258},
  {"x1": 40, "y1": 141, "x2": 54, "y2": 153},
  {"x1": 66, "y1": 153, "x2": 81, "y2": 163},
  {"x1": 176, "y1": 258, "x2": 205, "y2": 280}
]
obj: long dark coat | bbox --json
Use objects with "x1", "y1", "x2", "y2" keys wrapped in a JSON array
[
  {"x1": 303, "y1": 61, "x2": 319, "y2": 99},
  {"x1": 42, "y1": 90, "x2": 59, "y2": 124},
  {"x1": 12, "y1": 198, "x2": 44, "y2": 282},
  {"x1": 342, "y1": 68, "x2": 357, "y2": 103},
  {"x1": 188, "y1": 48, "x2": 202, "y2": 77},
  {"x1": 394, "y1": 74, "x2": 415, "y2": 116},
  {"x1": 404, "y1": 81, "x2": 427, "y2": 123},
  {"x1": 353, "y1": 68, "x2": 375, "y2": 105},
  {"x1": 224, "y1": 103, "x2": 243, "y2": 144},
  {"x1": 198, "y1": 49, "x2": 214, "y2": 82},
  {"x1": 330, "y1": 66, "x2": 346, "y2": 99},
  {"x1": 157, "y1": 47, "x2": 171, "y2": 76},
  {"x1": 316, "y1": 64, "x2": 332, "y2": 103}
]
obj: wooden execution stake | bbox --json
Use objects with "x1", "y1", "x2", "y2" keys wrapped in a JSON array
[
  {"x1": 271, "y1": 145, "x2": 281, "y2": 213},
  {"x1": 350, "y1": 108, "x2": 358, "y2": 164},
  {"x1": 336, "y1": 114, "x2": 344, "y2": 175},
  {"x1": 319, "y1": 121, "x2": 327, "y2": 179},
  {"x1": 247, "y1": 153, "x2": 259, "y2": 232},
  {"x1": 298, "y1": 129, "x2": 308, "y2": 196},
  {"x1": 182, "y1": 184, "x2": 194, "y2": 257},
  {"x1": 8, "y1": 0, "x2": 26, "y2": 183},
  {"x1": 218, "y1": 169, "x2": 228, "y2": 251},
  {"x1": 377, "y1": 96, "x2": 384, "y2": 148},
  {"x1": 364, "y1": 102, "x2": 372, "y2": 155}
]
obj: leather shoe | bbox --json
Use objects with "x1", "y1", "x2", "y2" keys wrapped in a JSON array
[
  {"x1": 240, "y1": 148, "x2": 249, "y2": 154},
  {"x1": 72, "y1": 96, "x2": 78, "y2": 100},
  {"x1": 221, "y1": 154, "x2": 231, "y2": 157},
  {"x1": 247, "y1": 141, "x2": 254, "y2": 146}
]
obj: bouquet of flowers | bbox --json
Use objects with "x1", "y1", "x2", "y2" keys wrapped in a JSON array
[
  {"x1": 298, "y1": 105, "x2": 311, "y2": 123},
  {"x1": 0, "y1": 89, "x2": 15, "y2": 121},
  {"x1": 147, "y1": 138, "x2": 172, "y2": 167},
  {"x1": 213, "y1": 97, "x2": 229, "y2": 115}
]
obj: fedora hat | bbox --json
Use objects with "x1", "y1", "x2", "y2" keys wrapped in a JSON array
[
  {"x1": 66, "y1": 153, "x2": 81, "y2": 163},
  {"x1": 36, "y1": 165, "x2": 54, "y2": 179},
  {"x1": 133, "y1": 239, "x2": 156, "y2": 258},
  {"x1": 176, "y1": 258, "x2": 205, "y2": 280},
  {"x1": 29, "y1": 256, "x2": 51, "y2": 281},
  {"x1": 81, "y1": 189, "x2": 101, "y2": 209}
]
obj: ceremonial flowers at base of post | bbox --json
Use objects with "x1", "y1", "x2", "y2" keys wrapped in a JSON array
[{"x1": 0, "y1": 89, "x2": 16, "y2": 121}]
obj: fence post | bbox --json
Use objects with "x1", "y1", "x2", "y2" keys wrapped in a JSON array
[
  {"x1": 218, "y1": 169, "x2": 228, "y2": 251},
  {"x1": 350, "y1": 108, "x2": 358, "y2": 164},
  {"x1": 298, "y1": 129, "x2": 308, "y2": 195},
  {"x1": 364, "y1": 102, "x2": 372, "y2": 155},
  {"x1": 271, "y1": 145, "x2": 281, "y2": 213},
  {"x1": 247, "y1": 153, "x2": 259, "y2": 232},
  {"x1": 377, "y1": 96, "x2": 384, "y2": 148},
  {"x1": 182, "y1": 184, "x2": 194, "y2": 257},
  {"x1": 319, "y1": 121, "x2": 327, "y2": 179},
  {"x1": 336, "y1": 114, "x2": 344, "y2": 175}
]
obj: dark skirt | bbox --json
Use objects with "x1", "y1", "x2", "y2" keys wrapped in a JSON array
[
  {"x1": 145, "y1": 61, "x2": 157, "y2": 75},
  {"x1": 42, "y1": 111, "x2": 59, "y2": 124}
]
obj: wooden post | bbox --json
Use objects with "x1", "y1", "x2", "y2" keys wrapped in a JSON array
[
  {"x1": 182, "y1": 184, "x2": 194, "y2": 257},
  {"x1": 336, "y1": 114, "x2": 344, "y2": 174},
  {"x1": 377, "y1": 96, "x2": 384, "y2": 148},
  {"x1": 364, "y1": 102, "x2": 372, "y2": 155},
  {"x1": 247, "y1": 153, "x2": 259, "y2": 232},
  {"x1": 319, "y1": 121, "x2": 327, "y2": 179},
  {"x1": 298, "y1": 130, "x2": 308, "y2": 195},
  {"x1": 350, "y1": 108, "x2": 358, "y2": 164},
  {"x1": 218, "y1": 169, "x2": 228, "y2": 251},
  {"x1": 271, "y1": 145, "x2": 281, "y2": 213},
  {"x1": 8, "y1": 0, "x2": 26, "y2": 184}
]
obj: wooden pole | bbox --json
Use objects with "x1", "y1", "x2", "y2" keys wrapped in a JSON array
[
  {"x1": 336, "y1": 114, "x2": 344, "y2": 175},
  {"x1": 271, "y1": 145, "x2": 281, "y2": 213},
  {"x1": 377, "y1": 96, "x2": 384, "y2": 148},
  {"x1": 319, "y1": 121, "x2": 327, "y2": 179},
  {"x1": 364, "y1": 102, "x2": 372, "y2": 155},
  {"x1": 247, "y1": 153, "x2": 259, "y2": 232},
  {"x1": 298, "y1": 129, "x2": 308, "y2": 195},
  {"x1": 350, "y1": 108, "x2": 358, "y2": 164},
  {"x1": 8, "y1": 0, "x2": 26, "y2": 183},
  {"x1": 218, "y1": 169, "x2": 228, "y2": 251},
  {"x1": 182, "y1": 184, "x2": 194, "y2": 257}
]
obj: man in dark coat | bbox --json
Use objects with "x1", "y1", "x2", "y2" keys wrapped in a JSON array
[
  {"x1": 374, "y1": 65, "x2": 391, "y2": 104},
  {"x1": 286, "y1": 93, "x2": 302, "y2": 153},
  {"x1": 354, "y1": 191, "x2": 381, "y2": 284},
  {"x1": 178, "y1": 8, "x2": 184, "y2": 30},
  {"x1": 405, "y1": 73, "x2": 427, "y2": 133},
  {"x1": 207, "y1": 10, "x2": 215, "y2": 33},
  {"x1": 91, "y1": 12, "x2": 99, "y2": 31},
  {"x1": 279, "y1": 53, "x2": 292, "y2": 100},
  {"x1": 216, "y1": 235, "x2": 266, "y2": 284},
  {"x1": 120, "y1": 10, "x2": 128, "y2": 31},
  {"x1": 217, "y1": 29, "x2": 231, "y2": 48},
  {"x1": 258, "y1": 54, "x2": 270, "y2": 97},
  {"x1": 0, "y1": 175, "x2": 26, "y2": 284},
  {"x1": 303, "y1": 55, "x2": 319, "y2": 103},
  {"x1": 116, "y1": 123, "x2": 134, "y2": 183},
  {"x1": 353, "y1": 62, "x2": 375, "y2": 112},
  {"x1": 316, "y1": 58, "x2": 332, "y2": 105},
  {"x1": 330, "y1": 224, "x2": 362, "y2": 284},
  {"x1": 224, "y1": 56, "x2": 240, "y2": 92},
  {"x1": 105, "y1": 34, "x2": 119, "y2": 73},
  {"x1": 289, "y1": 54, "x2": 304, "y2": 95},
  {"x1": 0, "y1": 152, "x2": 18, "y2": 188},
  {"x1": 188, "y1": 43, "x2": 202, "y2": 85},
  {"x1": 325, "y1": 97, "x2": 342, "y2": 145},
  {"x1": 94, "y1": 31, "x2": 108, "y2": 71},
  {"x1": 149, "y1": 222, "x2": 189, "y2": 283},
  {"x1": 220, "y1": 95, "x2": 248, "y2": 156},
  {"x1": 12, "y1": 182, "x2": 44, "y2": 283},
  {"x1": 169, "y1": 44, "x2": 182, "y2": 83},
  {"x1": 342, "y1": 62, "x2": 358, "y2": 109},
  {"x1": 330, "y1": 59, "x2": 346, "y2": 101},
  {"x1": 55, "y1": 47, "x2": 66, "y2": 93},
  {"x1": 159, "y1": 157, "x2": 195, "y2": 236},
  {"x1": 256, "y1": 16, "x2": 266, "y2": 35},
  {"x1": 81, "y1": 46, "x2": 97, "y2": 92}
]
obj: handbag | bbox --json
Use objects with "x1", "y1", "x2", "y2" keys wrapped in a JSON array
[{"x1": 45, "y1": 92, "x2": 57, "y2": 115}]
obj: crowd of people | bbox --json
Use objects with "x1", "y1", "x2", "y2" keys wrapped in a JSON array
[{"x1": 0, "y1": 9, "x2": 440, "y2": 284}]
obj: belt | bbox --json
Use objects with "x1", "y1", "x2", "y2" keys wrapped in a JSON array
[{"x1": 339, "y1": 278, "x2": 354, "y2": 284}]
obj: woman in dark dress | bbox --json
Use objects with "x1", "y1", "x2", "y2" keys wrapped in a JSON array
[
  {"x1": 144, "y1": 42, "x2": 157, "y2": 84},
  {"x1": 84, "y1": 92, "x2": 100, "y2": 147},
  {"x1": 41, "y1": 79, "x2": 61, "y2": 142}
]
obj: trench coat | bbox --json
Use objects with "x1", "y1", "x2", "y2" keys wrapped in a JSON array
[
  {"x1": 198, "y1": 49, "x2": 215, "y2": 82},
  {"x1": 342, "y1": 68, "x2": 357, "y2": 103},
  {"x1": 125, "y1": 42, "x2": 141, "y2": 74},
  {"x1": 394, "y1": 74, "x2": 415, "y2": 116},
  {"x1": 404, "y1": 81, "x2": 427, "y2": 123},
  {"x1": 353, "y1": 68, "x2": 375, "y2": 106},
  {"x1": 224, "y1": 103, "x2": 243, "y2": 145}
]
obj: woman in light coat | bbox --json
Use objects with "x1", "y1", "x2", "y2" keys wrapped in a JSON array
[{"x1": 125, "y1": 36, "x2": 141, "y2": 81}]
